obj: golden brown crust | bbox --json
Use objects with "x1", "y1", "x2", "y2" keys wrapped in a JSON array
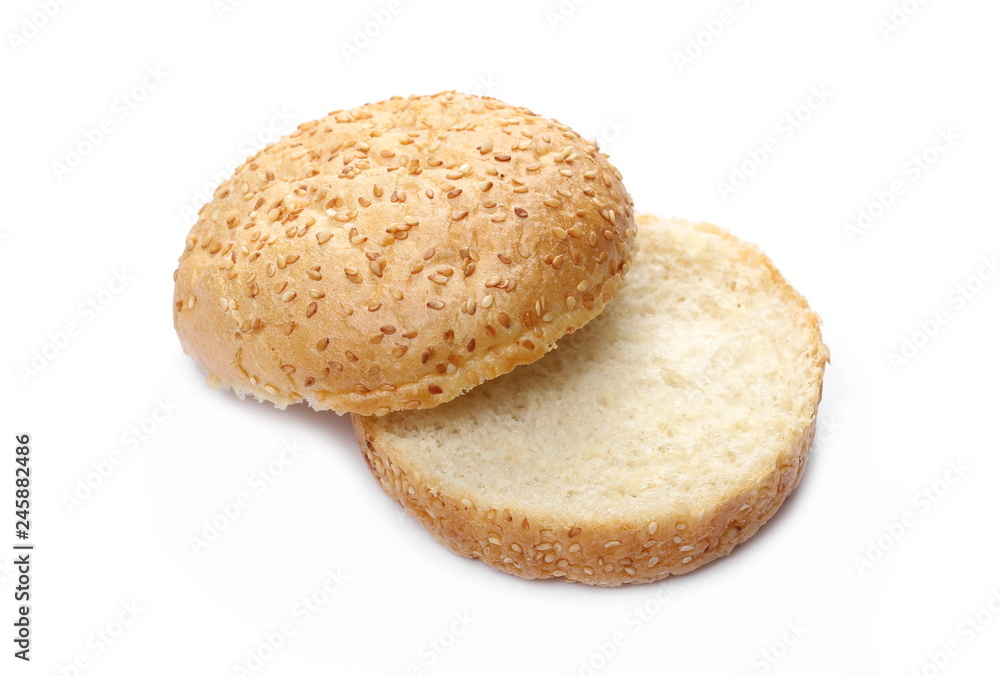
[
  {"x1": 351, "y1": 217, "x2": 829, "y2": 585},
  {"x1": 354, "y1": 414, "x2": 817, "y2": 586},
  {"x1": 173, "y1": 91, "x2": 635, "y2": 415}
]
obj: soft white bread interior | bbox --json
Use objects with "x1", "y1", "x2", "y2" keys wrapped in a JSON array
[{"x1": 353, "y1": 215, "x2": 829, "y2": 585}]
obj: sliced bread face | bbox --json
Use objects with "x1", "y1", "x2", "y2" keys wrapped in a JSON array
[{"x1": 353, "y1": 215, "x2": 828, "y2": 585}]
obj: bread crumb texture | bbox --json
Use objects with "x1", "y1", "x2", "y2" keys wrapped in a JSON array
[
  {"x1": 173, "y1": 91, "x2": 635, "y2": 415},
  {"x1": 354, "y1": 215, "x2": 829, "y2": 585}
]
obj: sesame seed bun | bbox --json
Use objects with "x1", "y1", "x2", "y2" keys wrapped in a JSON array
[
  {"x1": 353, "y1": 216, "x2": 828, "y2": 585},
  {"x1": 173, "y1": 92, "x2": 635, "y2": 415}
]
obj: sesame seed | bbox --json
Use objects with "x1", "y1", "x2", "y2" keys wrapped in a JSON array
[
  {"x1": 307, "y1": 268, "x2": 322, "y2": 280},
  {"x1": 682, "y1": 556, "x2": 693, "y2": 564},
  {"x1": 559, "y1": 169, "x2": 573, "y2": 177},
  {"x1": 368, "y1": 260, "x2": 383, "y2": 277},
  {"x1": 368, "y1": 301, "x2": 381, "y2": 312},
  {"x1": 552, "y1": 227, "x2": 568, "y2": 240},
  {"x1": 542, "y1": 312, "x2": 554, "y2": 322},
  {"x1": 447, "y1": 188, "x2": 462, "y2": 199},
  {"x1": 604, "y1": 540, "x2": 621, "y2": 548},
  {"x1": 281, "y1": 291, "x2": 296, "y2": 302},
  {"x1": 426, "y1": 300, "x2": 445, "y2": 310},
  {"x1": 391, "y1": 345, "x2": 407, "y2": 358},
  {"x1": 428, "y1": 385, "x2": 443, "y2": 394},
  {"x1": 498, "y1": 253, "x2": 512, "y2": 264},
  {"x1": 479, "y1": 180, "x2": 493, "y2": 192},
  {"x1": 576, "y1": 280, "x2": 590, "y2": 292},
  {"x1": 428, "y1": 273, "x2": 448, "y2": 284},
  {"x1": 306, "y1": 302, "x2": 318, "y2": 317},
  {"x1": 648, "y1": 522, "x2": 658, "y2": 535},
  {"x1": 478, "y1": 140, "x2": 494, "y2": 154},
  {"x1": 481, "y1": 294, "x2": 494, "y2": 308},
  {"x1": 544, "y1": 197, "x2": 561, "y2": 208},
  {"x1": 452, "y1": 210, "x2": 468, "y2": 220},
  {"x1": 494, "y1": 154, "x2": 511, "y2": 162},
  {"x1": 316, "y1": 231, "x2": 332, "y2": 244}
]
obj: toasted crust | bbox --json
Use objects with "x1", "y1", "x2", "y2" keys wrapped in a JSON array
[
  {"x1": 173, "y1": 91, "x2": 635, "y2": 416},
  {"x1": 354, "y1": 416, "x2": 816, "y2": 585},
  {"x1": 352, "y1": 216, "x2": 829, "y2": 585}
]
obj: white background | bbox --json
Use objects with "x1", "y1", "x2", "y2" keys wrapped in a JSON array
[{"x1": 2, "y1": 0, "x2": 998, "y2": 674}]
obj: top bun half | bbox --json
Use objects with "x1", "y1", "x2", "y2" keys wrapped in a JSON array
[{"x1": 173, "y1": 92, "x2": 636, "y2": 415}]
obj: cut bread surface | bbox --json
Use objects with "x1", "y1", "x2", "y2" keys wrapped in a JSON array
[{"x1": 353, "y1": 215, "x2": 828, "y2": 585}]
